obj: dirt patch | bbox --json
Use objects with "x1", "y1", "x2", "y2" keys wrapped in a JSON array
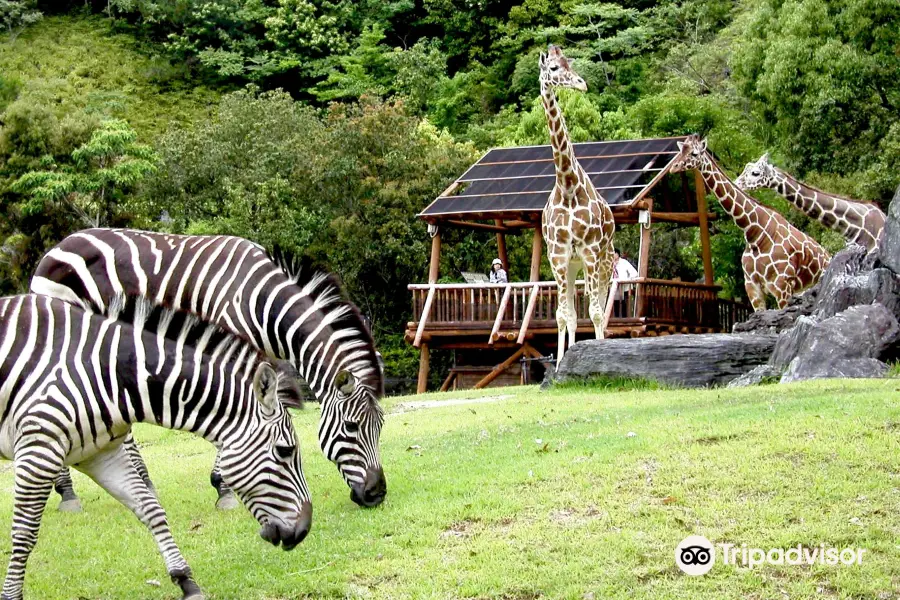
[
  {"x1": 694, "y1": 432, "x2": 749, "y2": 445},
  {"x1": 392, "y1": 395, "x2": 514, "y2": 415},
  {"x1": 548, "y1": 506, "x2": 605, "y2": 526},
  {"x1": 440, "y1": 519, "x2": 479, "y2": 540}
]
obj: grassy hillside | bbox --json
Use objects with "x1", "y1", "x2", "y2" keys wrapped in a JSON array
[
  {"x1": 1, "y1": 380, "x2": 897, "y2": 599},
  {"x1": 0, "y1": 15, "x2": 219, "y2": 139}
]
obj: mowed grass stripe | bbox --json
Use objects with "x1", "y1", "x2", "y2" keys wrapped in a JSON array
[{"x1": 0, "y1": 379, "x2": 896, "y2": 599}]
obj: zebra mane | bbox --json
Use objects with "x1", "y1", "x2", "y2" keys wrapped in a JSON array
[
  {"x1": 268, "y1": 246, "x2": 383, "y2": 397},
  {"x1": 99, "y1": 294, "x2": 312, "y2": 407},
  {"x1": 102, "y1": 293, "x2": 255, "y2": 364}
]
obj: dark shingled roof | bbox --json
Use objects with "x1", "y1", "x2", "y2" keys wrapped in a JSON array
[{"x1": 419, "y1": 136, "x2": 686, "y2": 220}]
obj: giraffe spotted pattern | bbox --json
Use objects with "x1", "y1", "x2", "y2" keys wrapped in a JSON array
[
  {"x1": 736, "y1": 153, "x2": 886, "y2": 253},
  {"x1": 538, "y1": 45, "x2": 616, "y2": 365},
  {"x1": 671, "y1": 136, "x2": 830, "y2": 311}
]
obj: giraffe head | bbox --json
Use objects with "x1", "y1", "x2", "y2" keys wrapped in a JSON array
[
  {"x1": 735, "y1": 153, "x2": 779, "y2": 191},
  {"x1": 539, "y1": 45, "x2": 587, "y2": 92},
  {"x1": 670, "y1": 134, "x2": 708, "y2": 172}
]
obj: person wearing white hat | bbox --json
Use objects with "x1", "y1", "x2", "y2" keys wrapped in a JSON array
[{"x1": 489, "y1": 258, "x2": 508, "y2": 283}]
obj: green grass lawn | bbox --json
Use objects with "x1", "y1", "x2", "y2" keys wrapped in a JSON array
[{"x1": 0, "y1": 379, "x2": 898, "y2": 599}]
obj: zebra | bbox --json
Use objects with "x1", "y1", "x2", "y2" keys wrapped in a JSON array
[
  {"x1": 31, "y1": 228, "x2": 387, "y2": 509},
  {"x1": 0, "y1": 293, "x2": 312, "y2": 600}
]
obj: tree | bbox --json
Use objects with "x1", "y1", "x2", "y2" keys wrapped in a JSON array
[
  {"x1": 732, "y1": 0, "x2": 900, "y2": 188},
  {"x1": 0, "y1": 0, "x2": 42, "y2": 42},
  {"x1": 13, "y1": 119, "x2": 157, "y2": 227}
]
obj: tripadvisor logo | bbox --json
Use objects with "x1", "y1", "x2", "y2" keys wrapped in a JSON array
[
  {"x1": 675, "y1": 535, "x2": 715, "y2": 576},
  {"x1": 675, "y1": 536, "x2": 867, "y2": 575}
]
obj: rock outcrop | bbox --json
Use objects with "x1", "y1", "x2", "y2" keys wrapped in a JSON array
[{"x1": 553, "y1": 334, "x2": 777, "y2": 388}]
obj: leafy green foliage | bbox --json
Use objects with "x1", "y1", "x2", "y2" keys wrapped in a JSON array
[
  {"x1": 13, "y1": 119, "x2": 157, "y2": 227},
  {"x1": 0, "y1": 0, "x2": 41, "y2": 42},
  {"x1": 3, "y1": 0, "x2": 900, "y2": 368}
]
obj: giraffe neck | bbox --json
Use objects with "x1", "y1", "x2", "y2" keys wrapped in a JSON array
[
  {"x1": 540, "y1": 80, "x2": 580, "y2": 195},
  {"x1": 697, "y1": 153, "x2": 768, "y2": 243},
  {"x1": 773, "y1": 168, "x2": 868, "y2": 231}
]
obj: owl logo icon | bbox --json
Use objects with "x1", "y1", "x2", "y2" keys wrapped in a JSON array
[{"x1": 675, "y1": 536, "x2": 715, "y2": 575}]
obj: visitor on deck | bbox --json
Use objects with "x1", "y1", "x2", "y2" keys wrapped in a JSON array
[
  {"x1": 489, "y1": 258, "x2": 508, "y2": 284},
  {"x1": 612, "y1": 248, "x2": 638, "y2": 317}
]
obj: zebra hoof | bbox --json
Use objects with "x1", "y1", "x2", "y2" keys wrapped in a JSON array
[
  {"x1": 215, "y1": 494, "x2": 239, "y2": 511},
  {"x1": 58, "y1": 498, "x2": 83, "y2": 513},
  {"x1": 179, "y1": 578, "x2": 204, "y2": 600}
]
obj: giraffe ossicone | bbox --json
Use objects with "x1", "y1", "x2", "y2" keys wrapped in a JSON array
[
  {"x1": 539, "y1": 45, "x2": 616, "y2": 365},
  {"x1": 672, "y1": 134, "x2": 830, "y2": 312},
  {"x1": 736, "y1": 153, "x2": 885, "y2": 252}
]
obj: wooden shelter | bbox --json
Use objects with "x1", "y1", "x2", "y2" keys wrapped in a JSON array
[{"x1": 405, "y1": 136, "x2": 751, "y2": 392}]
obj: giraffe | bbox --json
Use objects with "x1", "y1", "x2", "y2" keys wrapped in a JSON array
[
  {"x1": 538, "y1": 45, "x2": 616, "y2": 364},
  {"x1": 736, "y1": 153, "x2": 886, "y2": 252},
  {"x1": 671, "y1": 135, "x2": 830, "y2": 312}
]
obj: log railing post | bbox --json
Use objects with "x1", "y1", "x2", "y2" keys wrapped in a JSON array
[
  {"x1": 489, "y1": 285, "x2": 512, "y2": 344},
  {"x1": 413, "y1": 285, "x2": 436, "y2": 348},
  {"x1": 517, "y1": 284, "x2": 540, "y2": 344}
]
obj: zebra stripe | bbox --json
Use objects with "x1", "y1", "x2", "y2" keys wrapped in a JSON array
[
  {"x1": 0, "y1": 294, "x2": 311, "y2": 600},
  {"x1": 32, "y1": 228, "x2": 386, "y2": 507}
]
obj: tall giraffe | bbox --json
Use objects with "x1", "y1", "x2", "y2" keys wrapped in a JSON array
[
  {"x1": 539, "y1": 45, "x2": 615, "y2": 364},
  {"x1": 736, "y1": 153, "x2": 886, "y2": 252},
  {"x1": 671, "y1": 135, "x2": 830, "y2": 311}
]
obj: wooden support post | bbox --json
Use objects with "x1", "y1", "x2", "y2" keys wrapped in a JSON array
[
  {"x1": 530, "y1": 226, "x2": 543, "y2": 282},
  {"x1": 517, "y1": 284, "x2": 540, "y2": 344},
  {"x1": 495, "y1": 220, "x2": 509, "y2": 270},
  {"x1": 474, "y1": 345, "x2": 528, "y2": 390},
  {"x1": 636, "y1": 198, "x2": 653, "y2": 319},
  {"x1": 694, "y1": 170, "x2": 715, "y2": 285},
  {"x1": 603, "y1": 280, "x2": 618, "y2": 329},
  {"x1": 489, "y1": 285, "x2": 512, "y2": 345},
  {"x1": 439, "y1": 370, "x2": 457, "y2": 393},
  {"x1": 417, "y1": 342, "x2": 430, "y2": 394},
  {"x1": 428, "y1": 229, "x2": 441, "y2": 284},
  {"x1": 413, "y1": 286, "x2": 435, "y2": 348}
]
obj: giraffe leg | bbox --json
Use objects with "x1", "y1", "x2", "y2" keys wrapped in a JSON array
[
  {"x1": 565, "y1": 260, "x2": 579, "y2": 350},
  {"x1": 744, "y1": 279, "x2": 767, "y2": 312},
  {"x1": 555, "y1": 279, "x2": 569, "y2": 366},
  {"x1": 2, "y1": 436, "x2": 66, "y2": 600},
  {"x1": 53, "y1": 468, "x2": 82, "y2": 513},
  {"x1": 584, "y1": 252, "x2": 612, "y2": 339},
  {"x1": 210, "y1": 443, "x2": 238, "y2": 511},
  {"x1": 742, "y1": 253, "x2": 767, "y2": 312},
  {"x1": 76, "y1": 440, "x2": 203, "y2": 600}
]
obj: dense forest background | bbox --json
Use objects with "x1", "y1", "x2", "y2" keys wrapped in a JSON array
[{"x1": 1, "y1": 0, "x2": 898, "y2": 381}]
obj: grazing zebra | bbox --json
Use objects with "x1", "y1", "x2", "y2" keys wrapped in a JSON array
[
  {"x1": 32, "y1": 228, "x2": 387, "y2": 509},
  {"x1": 0, "y1": 294, "x2": 312, "y2": 600}
]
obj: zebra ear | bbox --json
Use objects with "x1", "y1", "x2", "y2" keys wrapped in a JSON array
[
  {"x1": 274, "y1": 361, "x2": 309, "y2": 410},
  {"x1": 253, "y1": 362, "x2": 280, "y2": 415},
  {"x1": 334, "y1": 370, "x2": 357, "y2": 396}
]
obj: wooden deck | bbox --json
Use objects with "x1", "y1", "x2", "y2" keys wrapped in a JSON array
[
  {"x1": 405, "y1": 279, "x2": 750, "y2": 344},
  {"x1": 405, "y1": 279, "x2": 752, "y2": 392}
]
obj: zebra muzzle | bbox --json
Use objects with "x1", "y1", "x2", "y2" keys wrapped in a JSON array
[
  {"x1": 259, "y1": 501, "x2": 312, "y2": 551},
  {"x1": 350, "y1": 466, "x2": 387, "y2": 507}
]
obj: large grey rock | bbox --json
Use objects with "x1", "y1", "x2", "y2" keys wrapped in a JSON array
[
  {"x1": 732, "y1": 287, "x2": 818, "y2": 334},
  {"x1": 778, "y1": 304, "x2": 900, "y2": 383},
  {"x1": 770, "y1": 316, "x2": 818, "y2": 368},
  {"x1": 877, "y1": 184, "x2": 900, "y2": 275},
  {"x1": 553, "y1": 334, "x2": 777, "y2": 388},
  {"x1": 815, "y1": 267, "x2": 900, "y2": 320},
  {"x1": 727, "y1": 364, "x2": 783, "y2": 388},
  {"x1": 781, "y1": 358, "x2": 890, "y2": 383}
]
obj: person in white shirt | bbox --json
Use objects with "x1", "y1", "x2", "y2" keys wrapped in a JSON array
[
  {"x1": 489, "y1": 258, "x2": 508, "y2": 283},
  {"x1": 612, "y1": 248, "x2": 638, "y2": 316}
]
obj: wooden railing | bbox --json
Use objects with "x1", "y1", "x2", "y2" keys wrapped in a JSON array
[{"x1": 409, "y1": 279, "x2": 749, "y2": 345}]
